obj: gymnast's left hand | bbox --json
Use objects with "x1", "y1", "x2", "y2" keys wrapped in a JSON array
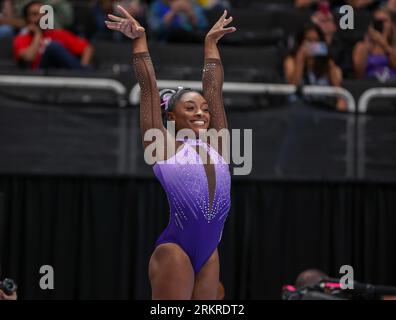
[
  {"x1": 205, "y1": 10, "x2": 236, "y2": 44},
  {"x1": 105, "y1": 5, "x2": 145, "y2": 40}
]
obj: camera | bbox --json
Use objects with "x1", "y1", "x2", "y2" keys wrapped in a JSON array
[
  {"x1": 282, "y1": 277, "x2": 396, "y2": 300},
  {"x1": 307, "y1": 41, "x2": 328, "y2": 57},
  {"x1": 0, "y1": 278, "x2": 18, "y2": 296}
]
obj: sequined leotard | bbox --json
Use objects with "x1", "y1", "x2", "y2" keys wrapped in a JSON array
[
  {"x1": 133, "y1": 51, "x2": 231, "y2": 273},
  {"x1": 153, "y1": 137, "x2": 231, "y2": 273}
]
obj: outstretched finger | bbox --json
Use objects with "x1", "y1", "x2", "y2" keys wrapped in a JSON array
[
  {"x1": 223, "y1": 16, "x2": 233, "y2": 26},
  {"x1": 107, "y1": 14, "x2": 123, "y2": 22},
  {"x1": 222, "y1": 26, "x2": 236, "y2": 35},
  {"x1": 216, "y1": 10, "x2": 227, "y2": 24},
  {"x1": 117, "y1": 5, "x2": 133, "y2": 20},
  {"x1": 105, "y1": 21, "x2": 120, "y2": 30}
]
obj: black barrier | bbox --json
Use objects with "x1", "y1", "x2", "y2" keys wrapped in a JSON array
[
  {"x1": 1, "y1": 93, "x2": 396, "y2": 181},
  {"x1": 0, "y1": 177, "x2": 395, "y2": 299}
]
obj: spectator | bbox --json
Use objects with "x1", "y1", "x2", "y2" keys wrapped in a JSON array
[
  {"x1": 93, "y1": 0, "x2": 147, "y2": 41},
  {"x1": 295, "y1": 269, "x2": 328, "y2": 289},
  {"x1": 121, "y1": 0, "x2": 147, "y2": 27},
  {"x1": 284, "y1": 23, "x2": 346, "y2": 110},
  {"x1": 353, "y1": 8, "x2": 396, "y2": 80},
  {"x1": 295, "y1": 0, "x2": 380, "y2": 10},
  {"x1": 196, "y1": 0, "x2": 229, "y2": 24},
  {"x1": 13, "y1": 0, "x2": 74, "y2": 29},
  {"x1": 311, "y1": 5, "x2": 354, "y2": 77},
  {"x1": 13, "y1": 1, "x2": 94, "y2": 70},
  {"x1": 0, "y1": 0, "x2": 25, "y2": 38},
  {"x1": 148, "y1": 0, "x2": 208, "y2": 42},
  {"x1": 196, "y1": 0, "x2": 229, "y2": 11}
]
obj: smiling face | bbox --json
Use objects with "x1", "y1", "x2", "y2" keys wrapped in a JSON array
[{"x1": 167, "y1": 91, "x2": 210, "y2": 136}]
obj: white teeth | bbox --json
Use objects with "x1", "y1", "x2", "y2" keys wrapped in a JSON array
[{"x1": 192, "y1": 121, "x2": 205, "y2": 125}]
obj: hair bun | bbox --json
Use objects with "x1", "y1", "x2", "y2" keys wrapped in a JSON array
[{"x1": 159, "y1": 89, "x2": 176, "y2": 111}]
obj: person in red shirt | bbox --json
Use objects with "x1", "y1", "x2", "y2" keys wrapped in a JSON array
[{"x1": 13, "y1": 1, "x2": 94, "y2": 70}]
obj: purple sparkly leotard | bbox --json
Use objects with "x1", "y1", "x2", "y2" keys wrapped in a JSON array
[
  {"x1": 153, "y1": 138, "x2": 231, "y2": 273},
  {"x1": 132, "y1": 50, "x2": 230, "y2": 273}
]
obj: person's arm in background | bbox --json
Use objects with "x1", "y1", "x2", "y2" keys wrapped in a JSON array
[
  {"x1": 60, "y1": 30, "x2": 94, "y2": 67},
  {"x1": 148, "y1": 0, "x2": 176, "y2": 31},
  {"x1": 353, "y1": 38, "x2": 370, "y2": 78},
  {"x1": 0, "y1": 289, "x2": 17, "y2": 300},
  {"x1": 384, "y1": 45, "x2": 396, "y2": 69},
  {"x1": 163, "y1": 4, "x2": 178, "y2": 26},
  {"x1": 328, "y1": 60, "x2": 342, "y2": 87},
  {"x1": 328, "y1": 59, "x2": 347, "y2": 111},
  {"x1": 80, "y1": 44, "x2": 94, "y2": 66},
  {"x1": 0, "y1": 0, "x2": 25, "y2": 29},
  {"x1": 18, "y1": 25, "x2": 43, "y2": 63},
  {"x1": 188, "y1": 3, "x2": 208, "y2": 30},
  {"x1": 147, "y1": 0, "x2": 177, "y2": 38},
  {"x1": 284, "y1": 45, "x2": 307, "y2": 85},
  {"x1": 368, "y1": 27, "x2": 396, "y2": 69}
]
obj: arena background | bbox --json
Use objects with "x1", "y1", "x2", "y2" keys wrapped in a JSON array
[{"x1": 1, "y1": 0, "x2": 396, "y2": 299}]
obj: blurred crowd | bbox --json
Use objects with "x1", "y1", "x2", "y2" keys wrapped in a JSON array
[{"x1": 0, "y1": 0, "x2": 396, "y2": 110}]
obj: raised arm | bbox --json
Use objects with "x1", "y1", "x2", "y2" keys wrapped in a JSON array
[
  {"x1": 106, "y1": 6, "x2": 165, "y2": 150},
  {"x1": 202, "y1": 11, "x2": 235, "y2": 131}
]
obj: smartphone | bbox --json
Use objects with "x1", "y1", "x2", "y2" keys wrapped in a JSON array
[
  {"x1": 307, "y1": 42, "x2": 328, "y2": 57},
  {"x1": 372, "y1": 18, "x2": 384, "y2": 33}
]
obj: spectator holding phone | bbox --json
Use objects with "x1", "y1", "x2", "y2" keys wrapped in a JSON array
[
  {"x1": 353, "y1": 8, "x2": 396, "y2": 80},
  {"x1": 311, "y1": 2, "x2": 354, "y2": 77},
  {"x1": 148, "y1": 0, "x2": 208, "y2": 42},
  {"x1": 0, "y1": 0, "x2": 25, "y2": 38},
  {"x1": 284, "y1": 23, "x2": 346, "y2": 110},
  {"x1": 11, "y1": 0, "x2": 74, "y2": 29}
]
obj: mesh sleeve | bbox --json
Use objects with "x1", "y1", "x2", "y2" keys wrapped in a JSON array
[
  {"x1": 202, "y1": 58, "x2": 228, "y2": 131},
  {"x1": 132, "y1": 52, "x2": 165, "y2": 148}
]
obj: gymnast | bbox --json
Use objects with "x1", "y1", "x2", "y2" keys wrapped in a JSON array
[{"x1": 106, "y1": 5, "x2": 235, "y2": 299}]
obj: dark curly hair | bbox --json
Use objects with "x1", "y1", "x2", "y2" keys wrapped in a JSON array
[{"x1": 159, "y1": 87, "x2": 193, "y2": 123}]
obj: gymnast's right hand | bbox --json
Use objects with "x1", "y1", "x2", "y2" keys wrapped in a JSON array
[{"x1": 105, "y1": 5, "x2": 145, "y2": 39}]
